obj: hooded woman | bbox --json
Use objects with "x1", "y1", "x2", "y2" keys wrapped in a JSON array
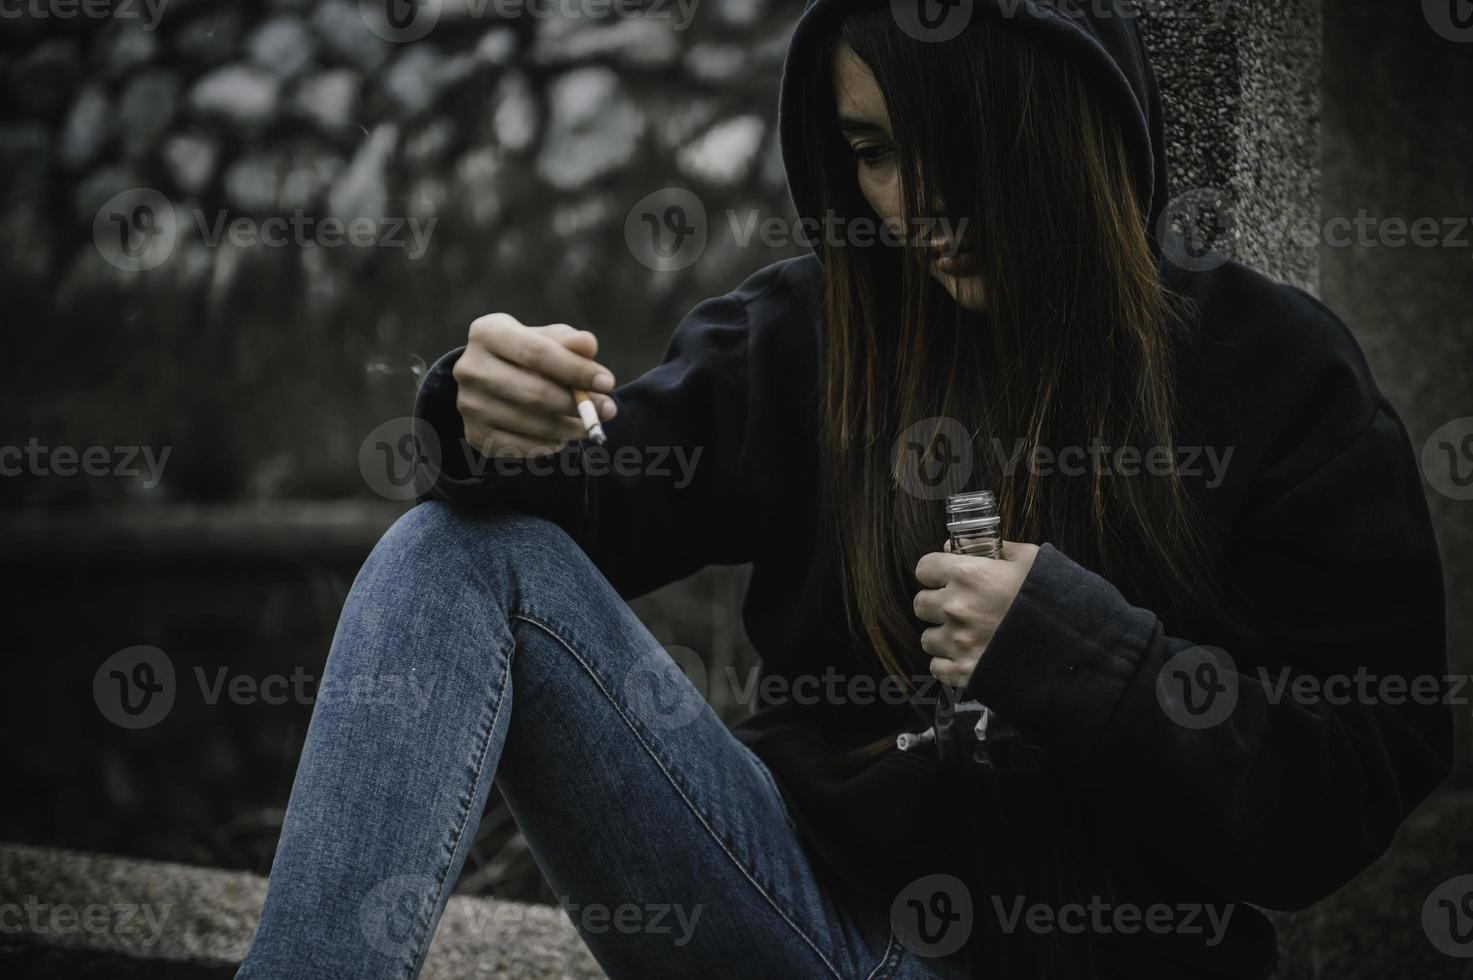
[{"x1": 238, "y1": 2, "x2": 1453, "y2": 978}]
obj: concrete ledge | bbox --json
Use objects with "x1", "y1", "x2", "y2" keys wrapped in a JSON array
[
  {"x1": 0, "y1": 501, "x2": 407, "y2": 566},
  {"x1": 0, "y1": 843, "x2": 604, "y2": 979},
  {"x1": 4, "y1": 783, "x2": 1470, "y2": 978}
]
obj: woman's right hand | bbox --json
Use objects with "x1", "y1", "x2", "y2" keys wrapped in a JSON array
[{"x1": 452, "y1": 313, "x2": 618, "y2": 458}]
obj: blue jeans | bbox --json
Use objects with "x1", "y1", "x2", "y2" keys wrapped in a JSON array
[{"x1": 237, "y1": 501, "x2": 965, "y2": 979}]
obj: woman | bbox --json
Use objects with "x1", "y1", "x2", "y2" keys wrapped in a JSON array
[{"x1": 238, "y1": 1, "x2": 1453, "y2": 978}]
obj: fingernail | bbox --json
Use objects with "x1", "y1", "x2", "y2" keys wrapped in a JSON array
[
  {"x1": 592, "y1": 372, "x2": 614, "y2": 392},
  {"x1": 598, "y1": 398, "x2": 618, "y2": 420}
]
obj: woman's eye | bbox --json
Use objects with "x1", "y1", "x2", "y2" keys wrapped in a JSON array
[{"x1": 852, "y1": 144, "x2": 894, "y2": 168}]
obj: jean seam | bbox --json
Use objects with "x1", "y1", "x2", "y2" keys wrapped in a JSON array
[
  {"x1": 405, "y1": 633, "x2": 517, "y2": 980},
  {"x1": 864, "y1": 930, "x2": 902, "y2": 980},
  {"x1": 509, "y1": 612, "x2": 845, "y2": 980}
]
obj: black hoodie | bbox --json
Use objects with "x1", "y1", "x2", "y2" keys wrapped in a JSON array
[{"x1": 411, "y1": 2, "x2": 1454, "y2": 976}]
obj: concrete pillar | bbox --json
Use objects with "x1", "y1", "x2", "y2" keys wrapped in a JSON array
[{"x1": 1139, "y1": 0, "x2": 1323, "y2": 294}]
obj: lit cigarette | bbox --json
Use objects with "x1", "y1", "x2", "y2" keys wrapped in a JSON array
[{"x1": 571, "y1": 387, "x2": 607, "y2": 446}]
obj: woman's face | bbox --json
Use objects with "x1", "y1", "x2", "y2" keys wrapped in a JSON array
[{"x1": 832, "y1": 41, "x2": 988, "y2": 313}]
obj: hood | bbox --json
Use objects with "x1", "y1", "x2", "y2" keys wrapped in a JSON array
[{"x1": 776, "y1": 0, "x2": 1171, "y2": 256}]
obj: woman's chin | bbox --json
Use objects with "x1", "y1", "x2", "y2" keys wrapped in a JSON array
[{"x1": 932, "y1": 268, "x2": 988, "y2": 313}]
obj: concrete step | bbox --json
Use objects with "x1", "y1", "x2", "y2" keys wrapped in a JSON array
[{"x1": 0, "y1": 842, "x2": 605, "y2": 979}]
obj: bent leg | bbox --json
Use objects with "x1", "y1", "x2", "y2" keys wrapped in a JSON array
[{"x1": 237, "y1": 501, "x2": 902, "y2": 980}]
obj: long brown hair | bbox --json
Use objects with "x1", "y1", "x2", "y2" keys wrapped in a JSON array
[
  {"x1": 792, "y1": 10, "x2": 1258, "y2": 976},
  {"x1": 799, "y1": 7, "x2": 1251, "y2": 768}
]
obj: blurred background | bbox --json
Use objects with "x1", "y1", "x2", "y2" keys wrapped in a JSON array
[{"x1": 1, "y1": 0, "x2": 1470, "y2": 976}]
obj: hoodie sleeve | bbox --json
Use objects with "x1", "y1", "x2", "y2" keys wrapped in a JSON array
[
  {"x1": 410, "y1": 284, "x2": 758, "y2": 600},
  {"x1": 962, "y1": 395, "x2": 1454, "y2": 910}
]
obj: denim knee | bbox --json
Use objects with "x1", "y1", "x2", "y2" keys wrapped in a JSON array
[{"x1": 358, "y1": 500, "x2": 602, "y2": 615}]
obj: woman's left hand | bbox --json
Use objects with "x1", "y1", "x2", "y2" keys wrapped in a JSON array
[{"x1": 913, "y1": 540, "x2": 1041, "y2": 688}]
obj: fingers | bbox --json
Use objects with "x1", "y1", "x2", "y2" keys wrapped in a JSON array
[
  {"x1": 470, "y1": 314, "x2": 616, "y2": 392},
  {"x1": 913, "y1": 551, "x2": 969, "y2": 588},
  {"x1": 458, "y1": 386, "x2": 588, "y2": 443},
  {"x1": 927, "y1": 656, "x2": 971, "y2": 688},
  {"x1": 456, "y1": 315, "x2": 621, "y2": 457},
  {"x1": 462, "y1": 352, "x2": 610, "y2": 418},
  {"x1": 912, "y1": 587, "x2": 948, "y2": 625}
]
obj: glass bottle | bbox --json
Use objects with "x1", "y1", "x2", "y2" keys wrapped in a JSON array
[{"x1": 945, "y1": 490, "x2": 1004, "y2": 560}]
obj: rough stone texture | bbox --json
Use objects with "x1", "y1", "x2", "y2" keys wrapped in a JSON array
[
  {"x1": 0, "y1": 842, "x2": 605, "y2": 979},
  {"x1": 1319, "y1": 4, "x2": 1473, "y2": 777},
  {"x1": 1139, "y1": 0, "x2": 1322, "y2": 294}
]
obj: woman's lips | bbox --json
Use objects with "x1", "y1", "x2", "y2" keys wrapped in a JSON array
[{"x1": 932, "y1": 246, "x2": 981, "y2": 276}]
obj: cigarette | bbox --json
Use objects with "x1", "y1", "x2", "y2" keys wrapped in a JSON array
[{"x1": 571, "y1": 387, "x2": 607, "y2": 446}]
